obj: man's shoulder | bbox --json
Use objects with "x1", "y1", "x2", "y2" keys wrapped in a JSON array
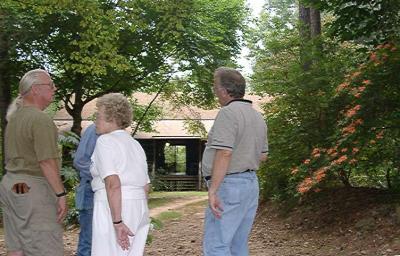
[{"x1": 20, "y1": 107, "x2": 53, "y2": 125}]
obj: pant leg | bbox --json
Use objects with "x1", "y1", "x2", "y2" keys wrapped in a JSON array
[
  {"x1": 77, "y1": 209, "x2": 93, "y2": 256},
  {"x1": 230, "y1": 175, "x2": 259, "y2": 256},
  {"x1": 1, "y1": 173, "x2": 63, "y2": 256},
  {"x1": 203, "y1": 178, "x2": 248, "y2": 256},
  {"x1": 0, "y1": 176, "x2": 22, "y2": 252},
  {"x1": 76, "y1": 180, "x2": 94, "y2": 256}
]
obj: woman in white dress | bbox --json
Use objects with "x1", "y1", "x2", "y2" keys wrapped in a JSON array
[{"x1": 90, "y1": 93, "x2": 150, "y2": 256}]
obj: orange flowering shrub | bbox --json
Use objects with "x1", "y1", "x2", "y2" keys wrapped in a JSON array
[{"x1": 291, "y1": 41, "x2": 400, "y2": 195}]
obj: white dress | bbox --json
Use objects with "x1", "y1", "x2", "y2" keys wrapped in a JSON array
[{"x1": 90, "y1": 130, "x2": 150, "y2": 256}]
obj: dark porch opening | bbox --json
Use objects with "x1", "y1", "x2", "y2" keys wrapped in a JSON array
[{"x1": 137, "y1": 137, "x2": 206, "y2": 191}]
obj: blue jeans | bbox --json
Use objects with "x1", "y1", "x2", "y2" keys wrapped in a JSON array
[
  {"x1": 76, "y1": 180, "x2": 94, "y2": 256},
  {"x1": 203, "y1": 171, "x2": 259, "y2": 256}
]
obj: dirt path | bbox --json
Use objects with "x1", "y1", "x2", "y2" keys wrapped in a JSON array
[
  {"x1": 2, "y1": 193, "x2": 399, "y2": 255},
  {"x1": 145, "y1": 200, "x2": 400, "y2": 256},
  {"x1": 149, "y1": 195, "x2": 207, "y2": 218},
  {"x1": 145, "y1": 200, "x2": 280, "y2": 256}
]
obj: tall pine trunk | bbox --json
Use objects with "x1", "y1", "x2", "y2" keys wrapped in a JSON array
[
  {"x1": 299, "y1": 3, "x2": 321, "y2": 70},
  {"x1": 299, "y1": 4, "x2": 311, "y2": 70},
  {"x1": 0, "y1": 21, "x2": 11, "y2": 174}
]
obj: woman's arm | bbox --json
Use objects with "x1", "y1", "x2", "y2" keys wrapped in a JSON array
[
  {"x1": 105, "y1": 174, "x2": 133, "y2": 251},
  {"x1": 105, "y1": 174, "x2": 122, "y2": 222}
]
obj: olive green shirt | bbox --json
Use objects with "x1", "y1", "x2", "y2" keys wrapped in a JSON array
[{"x1": 5, "y1": 106, "x2": 60, "y2": 177}]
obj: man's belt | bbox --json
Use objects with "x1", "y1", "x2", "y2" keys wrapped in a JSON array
[{"x1": 204, "y1": 169, "x2": 255, "y2": 181}]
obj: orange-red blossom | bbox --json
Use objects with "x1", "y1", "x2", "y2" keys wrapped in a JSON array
[
  {"x1": 349, "y1": 159, "x2": 357, "y2": 165},
  {"x1": 376, "y1": 130, "x2": 384, "y2": 139},
  {"x1": 297, "y1": 177, "x2": 314, "y2": 194},
  {"x1": 297, "y1": 168, "x2": 328, "y2": 194},
  {"x1": 342, "y1": 119, "x2": 363, "y2": 135},
  {"x1": 336, "y1": 82, "x2": 350, "y2": 92},
  {"x1": 332, "y1": 155, "x2": 348, "y2": 165},
  {"x1": 345, "y1": 105, "x2": 361, "y2": 118},
  {"x1": 350, "y1": 71, "x2": 362, "y2": 79},
  {"x1": 314, "y1": 168, "x2": 327, "y2": 182},
  {"x1": 311, "y1": 148, "x2": 321, "y2": 158}
]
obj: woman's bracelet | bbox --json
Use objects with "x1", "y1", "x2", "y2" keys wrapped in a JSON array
[{"x1": 113, "y1": 220, "x2": 123, "y2": 225}]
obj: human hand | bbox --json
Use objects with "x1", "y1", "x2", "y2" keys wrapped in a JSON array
[
  {"x1": 144, "y1": 183, "x2": 150, "y2": 199},
  {"x1": 114, "y1": 222, "x2": 134, "y2": 251},
  {"x1": 208, "y1": 192, "x2": 223, "y2": 218},
  {"x1": 56, "y1": 196, "x2": 68, "y2": 223}
]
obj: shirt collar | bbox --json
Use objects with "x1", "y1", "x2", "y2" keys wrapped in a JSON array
[{"x1": 225, "y1": 98, "x2": 253, "y2": 106}]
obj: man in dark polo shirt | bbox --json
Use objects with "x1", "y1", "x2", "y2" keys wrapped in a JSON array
[{"x1": 202, "y1": 67, "x2": 268, "y2": 256}]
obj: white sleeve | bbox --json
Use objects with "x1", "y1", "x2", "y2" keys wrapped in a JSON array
[{"x1": 92, "y1": 136, "x2": 119, "y2": 180}]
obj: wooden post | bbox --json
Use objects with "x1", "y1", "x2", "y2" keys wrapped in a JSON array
[
  {"x1": 152, "y1": 139, "x2": 156, "y2": 178},
  {"x1": 198, "y1": 139, "x2": 202, "y2": 190}
]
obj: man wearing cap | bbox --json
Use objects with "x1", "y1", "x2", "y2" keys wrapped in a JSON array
[
  {"x1": 202, "y1": 67, "x2": 268, "y2": 256},
  {"x1": 0, "y1": 69, "x2": 67, "y2": 256}
]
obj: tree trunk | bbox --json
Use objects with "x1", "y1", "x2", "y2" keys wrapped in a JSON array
[
  {"x1": 70, "y1": 108, "x2": 83, "y2": 136},
  {"x1": 310, "y1": 8, "x2": 321, "y2": 37},
  {"x1": 299, "y1": 4, "x2": 311, "y2": 70},
  {"x1": 66, "y1": 75, "x2": 85, "y2": 136},
  {"x1": 0, "y1": 21, "x2": 11, "y2": 174},
  {"x1": 299, "y1": 3, "x2": 322, "y2": 70},
  {"x1": 299, "y1": 5, "x2": 311, "y2": 41}
]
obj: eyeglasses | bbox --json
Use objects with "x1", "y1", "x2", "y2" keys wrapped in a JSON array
[{"x1": 34, "y1": 81, "x2": 56, "y2": 90}]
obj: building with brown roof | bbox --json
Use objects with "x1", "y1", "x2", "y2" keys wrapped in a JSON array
[{"x1": 54, "y1": 93, "x2": 269, "y2": 190}]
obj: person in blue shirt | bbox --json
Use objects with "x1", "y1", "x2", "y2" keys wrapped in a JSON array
[{"x1": 73, "y1": 123, "x2": 99, "y2": 256}]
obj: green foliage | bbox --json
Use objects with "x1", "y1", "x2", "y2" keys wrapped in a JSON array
[
  {"x1": 330, "y1": 43, "x2": 400, "y2": 190},
  {"x1": 255, "y1": 0, "x2": 400, "y2": 199},
  {"x1": 128, "y1": 97, "x2": 163, "y2": 134},
  {"x1": 58, "y1": 131, "x2": 80, "y2": 225},
  {"x1": 146, "y1": 218, "x2": 163, "y2": 245},
  {"x1": 164, "y1": 145, "x2": 186, "y2": 174},
  {"x1": 150, "y1": 217, "x2": 163, "y2": 230},
  {"x1": 304, "y1": 0, "x2": 400, "y2": 45},
  {"x1": 0, "y1": 0, "x2": 249, "y2": 140},
  {"x1": 183, "y1": 119, "x2": 208, "y2": 138},
  {"x1": 64, "y1": 187, "x2": 79, "y2": 226},
  {"x1": 249, "y1": 1, "x2": 366, "y2": 199},
  {"x1": 1, "y1": 0, "x2": 249, "y2": 135},
  {"x1": 290, "y1": 42, "x2": 400, "y2": 194}
]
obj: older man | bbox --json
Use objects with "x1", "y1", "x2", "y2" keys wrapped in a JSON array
[
  {"x1": 202, "y1": 67, "x2": 268, "y2": 256},
  {"x1": 0, "y1": 69, "x2": 67, "y2": 256}
]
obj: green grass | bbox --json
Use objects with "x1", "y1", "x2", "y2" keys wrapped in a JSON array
[
  {"x1": 156, "y1": 211, "x2": 182, "y2": 222},
  {"x1": 148, "y1": 191, "x2": 207, "y2": 209}
]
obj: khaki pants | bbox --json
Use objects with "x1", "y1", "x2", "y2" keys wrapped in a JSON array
[{"x1": 0, "y1": 172, "x2": 63, "y2": 255}]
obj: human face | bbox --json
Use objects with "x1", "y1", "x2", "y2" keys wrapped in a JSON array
[
  {"x1": 95, "y1": 106, "x2": 118, "y2": 134},
  {"x1": 213, "y1": 76, "x2": 229, "y2": 106},
  {"x1": 33, "y1": 73, "x2": 57, "y2": 108}
]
